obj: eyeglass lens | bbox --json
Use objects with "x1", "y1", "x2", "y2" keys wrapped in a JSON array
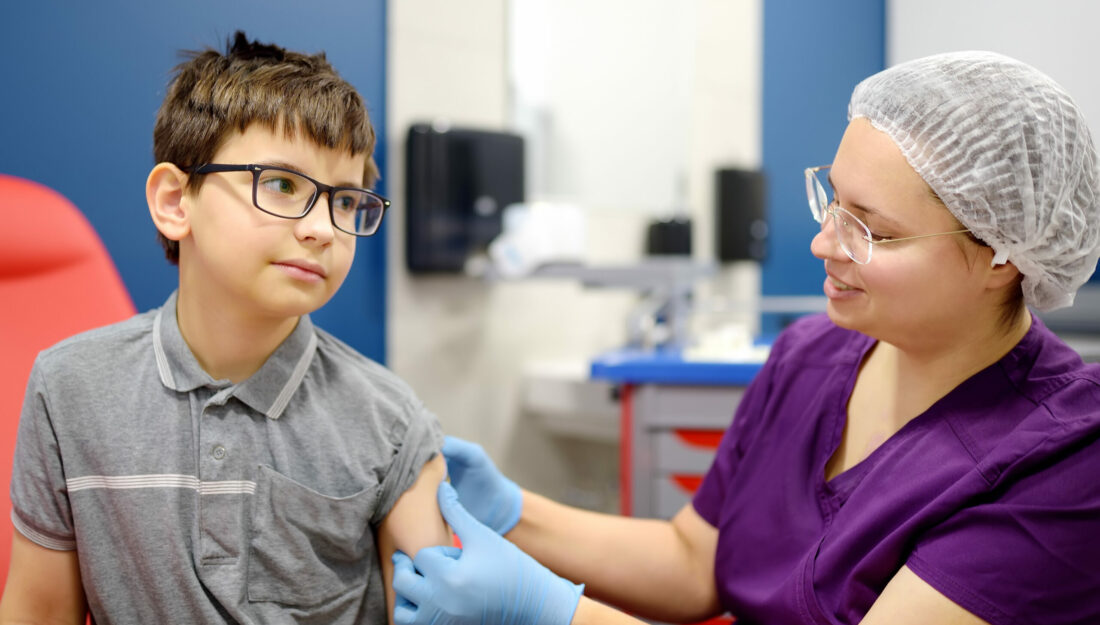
[
  {"x1": 255, "y1": 168, "x2": 385, "y2": 236},
  {"x1": 809, "y1": 170, "x2": 872, "y2": 264}
]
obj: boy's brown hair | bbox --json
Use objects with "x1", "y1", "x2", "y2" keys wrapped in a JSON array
[{"x1": 152, "y1": 31, "x2": 379, "y2": 264}]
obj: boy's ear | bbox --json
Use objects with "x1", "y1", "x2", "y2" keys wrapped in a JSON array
[{"x1": 146, "y1": 162, "x2": 191, "y2": 242}]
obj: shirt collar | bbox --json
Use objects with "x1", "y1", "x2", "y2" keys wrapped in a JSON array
[{"x1": 152, "y1": 290, "x2": 317, "y2": 419}]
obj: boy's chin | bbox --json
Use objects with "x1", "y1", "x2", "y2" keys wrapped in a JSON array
[{"x1": 254, "y1": 288, "x2": 338, "y2": 320}]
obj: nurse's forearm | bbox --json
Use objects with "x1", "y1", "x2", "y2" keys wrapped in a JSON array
[
  {"x1": 507, "y1": 490, "x2": 721, "y2": 623},
  {"x1": 571, "y1": 596, "x2": 650, "y2": 624}
]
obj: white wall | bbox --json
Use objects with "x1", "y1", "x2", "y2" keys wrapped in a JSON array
[
  {"x1": 388, "y1": 0, "x2": 761, "y2": 509},
  {"x1": 509, "y1": 0, "x2": 762, "y2": 284},
  {"x1": 888, "y1": 1, "x2": 1100, "y2": 133}
]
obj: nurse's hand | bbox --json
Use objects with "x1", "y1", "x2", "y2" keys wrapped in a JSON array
[
  {"x1": 441, "y1": 436, "x2": 522, "y2": 534},
  {"x1": 392, "y1": 482, "x2": 583, "y2": 625}
]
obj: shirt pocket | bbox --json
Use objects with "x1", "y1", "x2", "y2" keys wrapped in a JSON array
[{"x1": 247, "y1": 464, "x2": 379, "y2": 607}]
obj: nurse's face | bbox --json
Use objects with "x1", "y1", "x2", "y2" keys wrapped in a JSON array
[{"x1": 809, "y1": 118, "x2": 994, "y2": 349}]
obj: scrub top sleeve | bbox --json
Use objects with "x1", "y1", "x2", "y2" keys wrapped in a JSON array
[
  {"x1": 9, "y1": 361, "x2": 77, "y2": 550},
  {"x1": 692, "y1": 328, "x2": 793, "y2": 526},
  {"x1": 907, "y1": 433, "x2": 1100, "y2": 625}
]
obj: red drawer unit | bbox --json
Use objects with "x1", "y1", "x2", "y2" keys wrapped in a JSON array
[
  {"x1": 591, "y1": 347, "x2": 763, "y2": 625},
  {"x1": 618, "y1": 384, "x2": 744, "y2": 518}
]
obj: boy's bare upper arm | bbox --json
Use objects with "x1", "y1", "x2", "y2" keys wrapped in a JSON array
[
  {"x1": 377, "y1": 453, "x2": 450, "y2": 554},
  {"x1": 376, "y1": 453, "x2": 450, "y2": 625},
  {"x1": 0, "y1": 529, "x2": 86, "y2": 624}
]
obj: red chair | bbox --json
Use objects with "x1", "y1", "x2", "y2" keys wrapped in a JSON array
[{"x1": 0, "y1": 174, "x2": 135, "y2": 594}]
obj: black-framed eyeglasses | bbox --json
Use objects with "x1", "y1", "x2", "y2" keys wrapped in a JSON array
[
  {"x1": 805, "y1": 164, "x2": 969, "y2": 264},
  {"x1": 188, "y1": 163, "x2": 390, "y2": 237}
]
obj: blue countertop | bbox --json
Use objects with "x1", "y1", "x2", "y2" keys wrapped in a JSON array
[{"x1": 590, "y1": 347, "x2": 765, "y2": 385}]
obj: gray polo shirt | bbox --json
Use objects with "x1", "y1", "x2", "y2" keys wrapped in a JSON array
[{"x1": 11, "y1": 291, "x2": 443, "y2": 624}]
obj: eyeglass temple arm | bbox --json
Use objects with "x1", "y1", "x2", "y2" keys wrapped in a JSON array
[{"x1": 865, "y1": 228, "x2": 971, "y2": 245}]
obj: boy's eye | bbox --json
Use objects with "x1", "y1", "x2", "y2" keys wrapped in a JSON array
[
  {"x1": 261, "y1": 177, "x2": 296, "y2": 195},
  {"x1": 333, "y1": 194, "x2": 357, "y2": 212}
]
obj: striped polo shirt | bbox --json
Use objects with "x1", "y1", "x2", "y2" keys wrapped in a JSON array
[{"x1": 11, "y1": 291, "x2": 443, "y2": 623}]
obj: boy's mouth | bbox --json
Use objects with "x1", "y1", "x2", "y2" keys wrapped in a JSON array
[{"x1": 274, "y1": 259, "x2": 327, "y2": 279}]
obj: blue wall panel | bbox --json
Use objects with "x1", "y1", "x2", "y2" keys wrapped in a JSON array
[
  {"x1": 761, "y1": 0, "x2": 885, "y2": 328},
  {"x1": 0, "y1": 1, "x2": 389, "y2": 362}
]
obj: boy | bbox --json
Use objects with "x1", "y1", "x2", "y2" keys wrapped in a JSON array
[{"x1": 0, "y1": 32, "x2": 449, "y2": 624}]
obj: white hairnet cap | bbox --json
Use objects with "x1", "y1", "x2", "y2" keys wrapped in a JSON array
[{"x1": 848, "y1": 51, "x2": 1100, "y2": 311}]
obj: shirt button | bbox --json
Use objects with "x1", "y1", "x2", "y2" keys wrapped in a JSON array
[{"x1": 212, "y1": 445, "x2": 227, "y2": 460}]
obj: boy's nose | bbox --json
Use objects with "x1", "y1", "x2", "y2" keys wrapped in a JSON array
[{"x1": 295, "y1": 194, "x2": 337, "y2": 242}]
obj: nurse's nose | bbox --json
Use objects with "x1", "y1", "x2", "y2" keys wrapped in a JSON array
[{"x1": 810, "y1": 213, "x2": 845, "y2": 261}]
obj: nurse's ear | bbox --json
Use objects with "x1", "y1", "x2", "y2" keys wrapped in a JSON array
[
  {"x1": 982, "y1": 254, "x2": 1024, "y2": 295},
  {"x1": 962, "y1": 240, "x2": 1021, "y2": 291}
]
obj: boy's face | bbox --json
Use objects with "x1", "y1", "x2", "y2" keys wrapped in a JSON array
[{"x1": 179, "y1": 124, "x2": 366, "y2": 321}]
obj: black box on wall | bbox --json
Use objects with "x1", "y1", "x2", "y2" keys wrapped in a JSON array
[
  {"x1": 715, "y1": 168, "x2": 767, "y2": 261},
  {"x1": 646, "y1": 218, "x2": 692, "y2": 256},
  {"x1": 405, "y1": 123, "x2": 525, "y2": 272}
]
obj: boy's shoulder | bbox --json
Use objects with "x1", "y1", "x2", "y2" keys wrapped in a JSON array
[
  {"x1": 34, "y1": 309, "x2": 156, "y2": 374},
  {"x1": 309, "y1": 325, "x2": 420, "y2": 404}
]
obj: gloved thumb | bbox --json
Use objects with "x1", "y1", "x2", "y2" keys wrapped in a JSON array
[
  {"x1": 391, "y1": 550, "x2": 425, "y2": 605},
  {"x1": 442, "y1": 435, "x2": 483, "y2": 474},
  {"x1": 442, "y1": 435, "x2": 475, "y2": 461},
  {"x1": 437, "y1": 481, "x2": 488, "y2": 546}
]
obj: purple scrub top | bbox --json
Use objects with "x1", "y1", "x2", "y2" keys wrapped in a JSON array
[{"x1": 693, "y1": 313, "x2": 1100, "y2": 625}]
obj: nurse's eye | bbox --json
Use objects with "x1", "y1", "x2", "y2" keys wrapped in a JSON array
[{"x1": 868, "y1": 232, "x2": 894, "y2": 243}]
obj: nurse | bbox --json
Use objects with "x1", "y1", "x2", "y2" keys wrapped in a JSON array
[{"x1": 393, "y1": 51, "x2": 1100, "y2": 625}]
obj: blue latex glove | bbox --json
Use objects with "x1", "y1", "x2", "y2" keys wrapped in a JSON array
[
  {"x1": 441, "y1": 435, "x2": 522, "y2": 534},
  {"x1": 392, "y1": 482, "x2": 583, "y2": 625}
]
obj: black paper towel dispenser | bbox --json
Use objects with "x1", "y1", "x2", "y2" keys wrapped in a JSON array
[{"x1": 405, "y1": 123, "x2": 525, "y2": 273}]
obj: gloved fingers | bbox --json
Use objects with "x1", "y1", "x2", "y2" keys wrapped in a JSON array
[
  {"x1": 426, "y1": 545, "x2": 462, "y2": 560},
  {"x1": 393, "y1": 569, "x2": 418, "y2": 623},
  {"x1": 437, "y1": 481, "x2": 489, "y2": 546},
  {"x1": 412, "y1": 543, "x2": 466, "y2": 579},
  {"x1": 392, "y1": 549, "x2": 416, "y2": 576},
  {"x1": 393, "y1": 601, "x2": 418, "y2": 625},
  {"x1": 392, "y1": 550, "x2": 433, "y2": 607},
  {"x1": 395, "y1": 591, "x2": 416, "y2": 611},
  {"x1": 442, "y1": 436, "x2": 487, "y2": 471}
]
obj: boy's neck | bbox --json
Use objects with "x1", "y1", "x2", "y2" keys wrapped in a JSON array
[{"x1": 174, "y1": 288, "x2": 299, "y2": 384}]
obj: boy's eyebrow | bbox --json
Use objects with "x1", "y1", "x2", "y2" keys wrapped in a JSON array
[
  {"x1": 257, "y1": 159, "x2": 365, "y2": 189},
  {"x1": 826, "y1": 171, "x2": 904, "y2": 228}
]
